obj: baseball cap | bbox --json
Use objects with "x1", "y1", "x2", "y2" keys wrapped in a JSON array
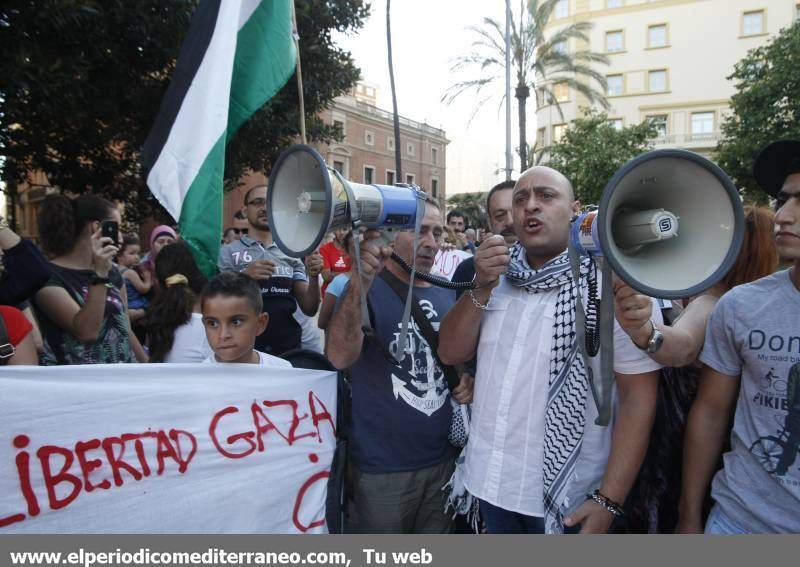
[{"x1": 753, "y1": 140, "x2": 800, "y2": 197}]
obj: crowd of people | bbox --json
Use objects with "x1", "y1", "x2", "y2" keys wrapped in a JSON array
[{"x1": 0, "y1": 139, "x2": 798, "y2": 534}]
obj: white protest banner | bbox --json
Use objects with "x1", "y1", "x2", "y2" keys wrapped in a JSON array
[
  {"x1": 0, "y1": 363, "x2": 337, "y2": 534},
  {"x1": 431, "y1": 249, "x2": 471, "y2": 281}
]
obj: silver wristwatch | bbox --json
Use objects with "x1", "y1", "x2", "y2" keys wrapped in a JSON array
[{"x1": 641, "y1": 321, "x2": 664, "y2": 353}]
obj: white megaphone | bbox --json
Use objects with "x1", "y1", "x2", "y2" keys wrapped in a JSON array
[
  {"x1": 571, "y1": 149, "x2": 745, "y2": 298},
  {"x1": 267, "y1": 144, "x2": 425, "y2": 257}
]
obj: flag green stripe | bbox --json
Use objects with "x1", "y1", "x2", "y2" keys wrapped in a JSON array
[
  {"x1": 179, "y1": 134, "x2": 227, "y2": 277},
  {"x1": 227, "y1": 0, "x2": 296, "y2": 138},
  {"x1": 181, "y1": 0, "x2": 295, "y2": 277}
]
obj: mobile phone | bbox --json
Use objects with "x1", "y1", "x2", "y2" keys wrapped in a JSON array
[{"x1": 101, "y1": 220, "x2": 119, "y2": 247}]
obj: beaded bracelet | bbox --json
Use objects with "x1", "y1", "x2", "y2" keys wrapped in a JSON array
[{"x1": 586, "y1": 489, "x2": 625, "y2": 517}]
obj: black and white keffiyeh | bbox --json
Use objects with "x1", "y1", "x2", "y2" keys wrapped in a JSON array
[{"x1": 505, "y1": 242, "x2": 591, "y2": 534}]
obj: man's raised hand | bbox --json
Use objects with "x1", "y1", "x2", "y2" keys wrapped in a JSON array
[
  {"x1": 474, "y1": 234, "x2": 510, "y2": 289},
  {"x1": 351, "y1": 229, "x2": 392, "y2": 292}
]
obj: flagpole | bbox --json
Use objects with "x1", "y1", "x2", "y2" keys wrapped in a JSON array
[{"x1": 291, "y1": 1, "x2": 307, "y2": 144}]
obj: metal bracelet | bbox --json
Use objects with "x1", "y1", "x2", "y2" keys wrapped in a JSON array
[
  {"x1": 586, "y1": 489, "x2": 625, "y2": 517},
  {"x1": 468, "y1": 288, "x2": 490, "y2": 311}
]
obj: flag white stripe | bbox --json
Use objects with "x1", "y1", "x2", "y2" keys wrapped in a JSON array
[{"x1": 146, "y1": 1, "x2": 259, "y2": 221}]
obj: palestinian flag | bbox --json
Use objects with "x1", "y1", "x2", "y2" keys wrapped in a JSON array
[{"x1": 142, "y1": 0, "x2": 297, "y2": 276}]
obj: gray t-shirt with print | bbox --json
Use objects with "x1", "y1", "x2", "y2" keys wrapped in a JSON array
[
  {"x1": 217, "y1": 236, "x2": 308, "y2": 355},
  {"x1": 699, "y1": 269, "x2": 800, "y2": 533}
]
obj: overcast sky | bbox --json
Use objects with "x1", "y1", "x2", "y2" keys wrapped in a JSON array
[{"x1": 333, "y1": 0, "x2": 518, "y2": 196}]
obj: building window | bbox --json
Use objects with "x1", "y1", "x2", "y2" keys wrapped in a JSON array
[
  {"x1": 648, "y1": 69, "x2": 667, "y2": 92},
  {"x1": 365, "y1": 130, "x2": 375, "y2": 146},
  {"x1": 387, "y1": 136, "x2": 395, "y2": 151},
  {"x1": 553, "y1": 123, "x2": 567, "y2": 143},
  {"x1": 648, "y1": 24, "x2": 667, "y2": 48},
  {"x1": 553, "y1": 40, "x2": 568, "y2": 54},
  {"x1": 606, "y1": 74, "x2": 623, "y2": 96},
  {"x1": 333, "y1": 160, "x2": 345, "y2": 174},
  {"x1": 691, "y1": 112, "x2": 715, "y2": 140},
  {"x1": 605, "y1": 30, "x2": 624, "y2": 53},
  {"x1": 608, "y1": 118, "x2": 623, "y2": 131},
  {"x1": 742, "y1": 10, "x2": 765, "y2": 36},
  {"x1": 333, "y1": 119, "x2": 345, "y2": 137},
  {"x1": 796, "y1": 4, "x2": 800, "y2": 21},
  {"x1": 538, "y1": 127, "x2": 547, "y2": 145},
  {"x1": 554, "y1": 0, "x2": 569, "y2": 19},
  {"x1": 647, "y1": 114, "x2": 668, "y2": 138},
  {"x1": 431, "y1": 178, "x2": 439, "y2": 198},
  {"x1": 364, "y1": 166, "x2": 375, "y2": 184},
  {"x1": 406, "y1": 142, "x2": 416, "y2": 156},
  {"x1": 406, "y1": 174, "x2": 415, "y2": 185},
  {"x1": 606, "y1": 0, "x2": 623, "y2": 8},
  {"x1": 386, "y1": 170, "x2": 396, "y2": 185},
  {"x1": 431, "y1": 147, "x2": 438, "y2": 165},
  {"x1": 553, "y1": 82, "x2": 570, "y2": 103}
]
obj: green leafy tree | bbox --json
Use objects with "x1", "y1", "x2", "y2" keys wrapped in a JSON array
[
  {"x1": 0, "y1": 0, "x2": 369, "y2": 224},
  {"x1": 546, "y1": 109, "x2": 659, "y2": 205},
  {"x1": 443, "y1": 0, "x2": 609, "y2": 172},
  {"x1": 715, "y1": 21, "x2": 800, "y2": 204},
  {"x1": 446, "y1": 192, "x2": 488, "y2": 230}
]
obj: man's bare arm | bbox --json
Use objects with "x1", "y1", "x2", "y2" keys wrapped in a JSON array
[
  {"x1": 564, "y1": 369, "x2": 659, "y2": 533},
  {"x1": 676, "y1": 367, "x2": 739, "y2": 533}
]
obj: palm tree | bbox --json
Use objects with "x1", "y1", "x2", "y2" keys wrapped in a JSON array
[{"x1": 443, "y1": 0, "x2": 610, "y2": 172}]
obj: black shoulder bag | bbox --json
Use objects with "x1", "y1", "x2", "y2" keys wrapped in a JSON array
[{"x1": 0, "y1": 312, "x2": 15, "y2": 365}]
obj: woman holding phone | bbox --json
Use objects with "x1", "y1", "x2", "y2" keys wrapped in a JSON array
[{"x1": 32, "y1": 193, "x2": 146, "y2": 364}]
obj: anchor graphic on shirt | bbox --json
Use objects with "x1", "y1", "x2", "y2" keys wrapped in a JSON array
[{"x1": 391, "y1": 344, "x2": 447, "y2": 416}]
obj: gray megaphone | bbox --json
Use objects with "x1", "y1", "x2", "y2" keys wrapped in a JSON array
[
  {"x1": 571, "y1": 149, "x2": 745, "y2": 298},
  {"x1": 267, "y1": 144, "x2": 425, "y2": 258}
]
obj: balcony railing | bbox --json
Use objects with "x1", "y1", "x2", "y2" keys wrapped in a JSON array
[{"x1": 652, "y1": 132, "x2": 721, "y2": 147}]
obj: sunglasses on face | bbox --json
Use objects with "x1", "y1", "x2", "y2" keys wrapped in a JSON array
[
  {"x1": 247, "y1": 198, "x2": 267, "y2": 207},
  {"x1": 231, "y1": 228, "x2": 249, "y2": 235}
]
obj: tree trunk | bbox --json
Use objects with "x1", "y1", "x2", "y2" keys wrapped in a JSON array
[
  {"x1": 387, "y1": 0, "x2": 403, "y2": 182},
  {"x1": 515, "y1": 83, "x2": 529, "y2": 172}
]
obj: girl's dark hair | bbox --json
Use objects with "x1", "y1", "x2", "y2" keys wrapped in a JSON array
[
  {"x1": 121, "y1": 233, "x2": 140, "y2": 249},
  {"x1": 38, "y1": 193, "x2": 115, "y2": 256},
  {"x1": 117, "y1": 233, "x2": 140, "y2": 259},
  {"x1": 146, "y1": 242, "x2": 208, "y2": 363}
]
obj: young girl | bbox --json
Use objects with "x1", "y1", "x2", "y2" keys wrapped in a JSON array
[
  {"x1": 116, "y1": 233, "x2": 152, "y2": 323},
  {"x1": 146, "y1": 241, "x2": 212, "y2": 363}
]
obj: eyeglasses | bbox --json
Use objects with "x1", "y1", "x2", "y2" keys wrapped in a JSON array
[
  {"x1": 246, "y1": 198, "x2": 267, "y2": 207},
  {"x1": 231, "y1": 228, "x2": 249, "y2": 235}
]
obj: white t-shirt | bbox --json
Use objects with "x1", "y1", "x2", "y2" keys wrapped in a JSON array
[
  {"x1": 464, "y1": 274, "x2": 662, "y2": 519},
  {"x1": 163, "y1": 313, "x2": 214, "y2": 363},
  {"x1": 202, "y1": 350, "x2": 292, "y2": 368}
]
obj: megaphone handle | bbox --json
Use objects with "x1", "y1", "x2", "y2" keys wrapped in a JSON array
[
  {"x1": 595, "y1": 260, "x2": 616, "y2": 426},
  {"x1": 350, "y1": 227, "x2": 375, "y2": 333}
]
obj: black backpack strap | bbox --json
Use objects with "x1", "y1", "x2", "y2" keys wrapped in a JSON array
[
  {"x1": 377, "y1": 270, "x2": 460, "y2": 391},
  {"x1": 0, "y1": 312, "x2": 15, "y2": 364}
]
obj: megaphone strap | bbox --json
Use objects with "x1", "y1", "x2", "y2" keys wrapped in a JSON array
[{"x1": 392, "y1": 193, "x2": 427, "y2": 365}]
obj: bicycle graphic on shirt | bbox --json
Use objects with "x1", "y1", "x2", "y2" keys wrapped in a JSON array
[
  {"x1": 750, "y1": 363, "x2": 800, "y2": 477},
  {"x1": 750, "y1": 416, "x2": 800, "y2": 476},
  {"x1": 760, "y1": 368, "x2": 787, "y2": 393}
]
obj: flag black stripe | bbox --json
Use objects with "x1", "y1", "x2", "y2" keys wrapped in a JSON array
[{"x1": 141, "y1": 0, "x2": 224, "y2": 176}]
